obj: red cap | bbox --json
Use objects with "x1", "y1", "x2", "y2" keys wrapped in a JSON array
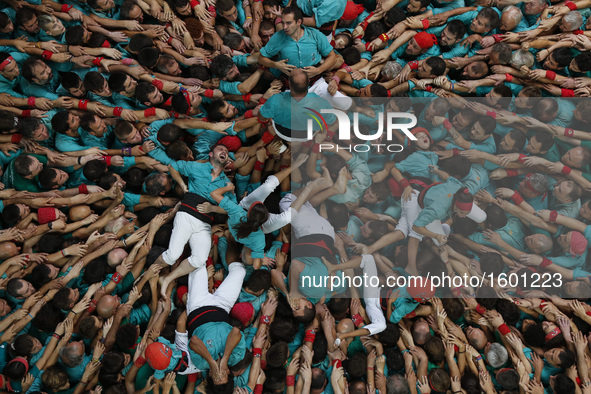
[
  {"x1": 37, "y1": 207, "x2": 57, "y2": 224},
  {"x1": 570, "y1": 231, "x2": 588, "y2": 257},
  {"x1": 145, "y1": 342, "x2": 173, "y2": 370},
  {"x1": 230, "y1": 302, "x2": 255, "y2": 327},
  {"x1": 218, "y1": 135, "x2": 242, "y2": 152},
  {"x1": 341, "y1": 1, "x2": 365, "y2": 20},
  {"x1": 413, "y1": 32, "x2": 438, "y2": 49},
  {"x1": 176, "y1": 286, "x2": 188, "y2": 305},
  {"x1": 410, "y1": 127, "x2": 432, "y2": 144},
  {"x1": 407, "y1": 277, "x2": 435, "y2": 303}
]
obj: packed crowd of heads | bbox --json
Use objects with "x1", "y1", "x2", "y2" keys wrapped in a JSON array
[{"x1": 0, "y1": 0, "x2": 591, "y2": 393}]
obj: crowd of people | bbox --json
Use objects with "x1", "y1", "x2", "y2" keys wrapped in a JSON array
[{"x1": 0, "y1": 0, "x2": 590, "y2": 393}]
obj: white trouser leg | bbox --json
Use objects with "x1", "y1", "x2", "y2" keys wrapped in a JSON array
[
  {"x1": 426, "y1": 220, "x2": 445, "y2": 246},
  {"x1": 211, "y1": 262, "x2": 247, "y2": 313},
  {"x1": 360, "y1": 254, "x2": 387, "y2": 336},
  {"x1": 396, "y1": 191, "x2": 423, "y2": 240},
  {"x1": 187, "y1": 224, "x2": 212, "y2": 269},
  {"x1": 309, "y1": 78, "x2": 353, "y2": 111},
  {"x1": 162, "y1": 212, "x2": 211, "y2": 266},
  {"x1": 186, "y1": 265, "x2": 215, "y2": 314},
  {"x1": 174, "y1": 331, "x2": 200, "y2": 374}
]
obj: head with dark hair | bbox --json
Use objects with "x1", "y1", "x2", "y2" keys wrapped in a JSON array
[
  {"x1": 83, "y1": 159, "x2": 108, "y2": 183},
  {"x1": 122, "y1": 167, "x2": 147, "y2": 194},
  {"x1": 422, "y1": 57, "x2": 446, "y2": 77},
  {"x1": 484, "y1": 205, "x2": 508, "y2": 230},
  {"x1": 144, "y1": 172, "x2": 173, "y2": 196},
  {"x1": 135, "y1": 81, "x2": 162, "y2": 106},
  {"x1": 376, "y1": 322, "x2": 400, "y2": 347},
  {"x1": 60, "y1": 71, "x2": 85, "y2": 97},
  {"x1": 496, "y1": 368, "x2": 519, "y2": 390},
  {"x1": 545, "y1": 47, "x2": 573, "y2": 70},
  {"x1": 520, "y1": 319, "x2": 545, "y2": 347},
  {"x1": 440, "y1": 156, "x2": 471, "y2": 179},
  {"x1": 244, "y1": 269, "x2": 271, "y2": 294},
  {"x1": 19, "y1": 117, "x2": 48, "y2": 141},
  {"x1": 22, "y1": 58, "x2": 52, "y2": 85},
  {"x1": 128, "y1": 33, "x2": 153, "y2": 54},
  {"x1": 340, "y1": 46, "x2": 361, "y2": 65},
  {"x1": 472, "y1": 7, "x2": 500, "y2": 33},
  {"x1": 138, "y1": 47, "x2": 161, "y2": 69},
  {"x1": 65, "y1": 25, "x2": 87, "y2": 45},
  {"x1": 440, "y1": 20, "x2": 466, "y2": 47},
  {"x1": 16, "y1": 8, "x2": 39, "y2": 33},
  {"x1": 499, "y1": 129, "x2": 527, "y2": 153},
  {"x1": 345, "y1": 352, "x2": 367, "y2": 379},
  {"x1": 364, "y1": 21, "x2": 387, "y2": 43},
  {"x1": 384, "y1": 6, "x2": 406, "y2": 27},
  {"x1": 157, "y1": 124, "x2": 183, "y2": 145},
  {"x1": 571, "y1": 51, "x2": 591, "y2": 72},
  {"x1": 84, "y1": 71, "x2": 109, "y2": 95},
  {"x1": 210, "y1": 54, "x2": 238, "y2": 80},
  {"x1": 115, "y1": 324, "x2": 140, "y2": 352},
  {"x1": 167, "y1": 140, "x2": 194, "y2": 161},
  {"x1": 234, "y1": 202, "x2": 269, "y2": 239},
  {"x1": 108, "y1": 72, "x2": 132, "y2": 94},
  {"x1": 266, "y1": 342, "x2": 289, "y2": 368}
]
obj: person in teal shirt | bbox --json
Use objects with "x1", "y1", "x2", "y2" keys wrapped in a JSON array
[{"x1": 210, "y1": 182, "x2": 267, "y2": 267}]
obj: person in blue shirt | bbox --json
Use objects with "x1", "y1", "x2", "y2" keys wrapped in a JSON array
[
  {"x1": 258, "y1": 6, "x2": 337, "y2": 77},
  {"x1": 210, "y1": 182, "x2": 267, "y2": 269},
  {"x1": 154, "y1": 143, "x2": 236, "y2": 295}
]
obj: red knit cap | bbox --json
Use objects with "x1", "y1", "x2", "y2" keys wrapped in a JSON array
[
  {"x1": 341, "y1": 1, "x2": 365, "y2": 20},
  {"x1": 413, "y1": 32, "x2": 438, "y2": 49},
  {"x1": 410, "y1": 127, "x2": 433, "y2": 144},
  {"x1": 176, "y1": 286, "x2": 188, "y2": 305},
  {"x1": 407, "y1": 277, "x2": 435, "y2": 303},
  {"x1": 570, "y1": 231, "x2": 588, "y2": 256},
  {"x1": 145, "y1": 342, "x2": 173, "y2": 370},
  {"x1": 230, "y1": 302, "x2": 255, "y2": 327},
  {"x1": 37, "y1": 207, "x2": 57, "y2": 224},
  {"x1": 218, "y1": 136, "x2": 242, "y2": 152}
]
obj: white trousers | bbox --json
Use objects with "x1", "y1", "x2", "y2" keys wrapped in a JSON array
[
  {"x1": 360, "y1": 254, "x2": 387, "y2": 336},
  {"x1": 186, "y1": 262, "x2": 246, "y2": 315},
  {"x1": 279, "y1": 193, "x2": 335, "y2": 240},
  {"x1": 394, "y1": 191, "x2": 423, "y2": 240},
  {"x1": 161, "y1": 212, "x2": 211, "y2": 268},
  {"x1": 174, "y1": 331, "x2": 200, "y2": 374},
  {"x1": 308, "y1": 77, "x2": 353, "y2": 112}
]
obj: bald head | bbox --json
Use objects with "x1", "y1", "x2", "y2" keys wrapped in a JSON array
[
  {"x1": 412, "y1": 319, "x2": 431, "y2": 345},
  {"x1": 336, "y1": 318, "x2": 355, "y2": 334},
  {"x1": 96, "y1": 295, "x2": 120, "y2": 318},
  {"x1": 107, "y1": 248, "x2": 128, "y2": 267},
  {"x1": 289, "y1": 68, "x2": 309, "y2": 97},
  {"x1": 0, "y1": 242, "x2": 20, "y2": 260},
  {"x1": 69, "y1": 205, "x2": 91, "y2": 222},
  {"x1": 467, "y1": 327, "x2": 487, "y2": 349}
]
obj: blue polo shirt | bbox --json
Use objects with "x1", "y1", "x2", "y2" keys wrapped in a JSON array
[
  {"x1": 220, "y1": 196, "x2": 266, "y2": 259},
  {"x1": 296, "y1": 0, "x2": 346, "y2": 26},
  {"x1": 171, "y1": 161, "x2": 236, "y2": 204},
  {"x1": 260, "y1": 26, "x2": 333, "y2": 68}
]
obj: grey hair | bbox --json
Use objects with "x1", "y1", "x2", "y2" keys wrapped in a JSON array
[
  {"x1": 486, "y1": 342, "x2": 509, "y2": 368},
  {"x1": 382, "y1": 61, "x2": 403, "y2": 80},
  {"x1": 59, "y1": 345, "x2": 84, "y2": 367},
  {"x1": 386, "y1": 374, "x2": 411, "y2": 394},
  {"x1": 510, "y1": 49, "x2": 535, "y2": 69},
  {"x1": 502, "y1": 6, "x2": 523, "y2": 25},
  {"x1": 563, "y1": 11, "x2": 583, "y2": 30},
  {"x1": 526, "y1": 173, "x2": 548, "y2": 194}
]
